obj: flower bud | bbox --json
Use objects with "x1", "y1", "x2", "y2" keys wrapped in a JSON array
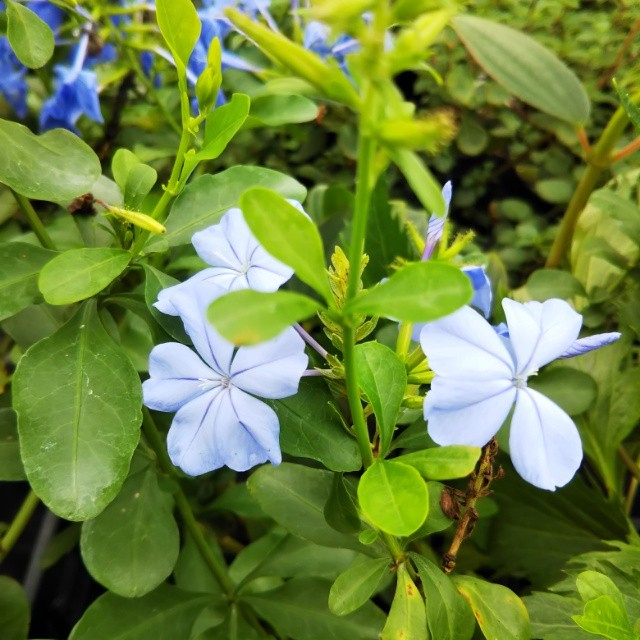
[
  {"x1": 378, "y1": 110, "x2": 457, "y2": 153},
  {"x1": 195, "y1": 67, "x2": 222, "y2": 115},
  {"x1": 109, "y1": 206, "x2": 166, "y2": 235}
]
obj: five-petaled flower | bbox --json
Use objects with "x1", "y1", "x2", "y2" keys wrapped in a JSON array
[
  {"x1": 156, "y1": 205, "x2": 297, "y2": 314},
  {"x1": 420, "y1": 298, "x2": 620, "y2": 490},
  {"x1": 143, "y1": 285, "x2": 308, "y2": 475}
]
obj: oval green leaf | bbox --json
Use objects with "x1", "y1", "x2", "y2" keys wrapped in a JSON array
[
  {"x1": 357, "y1": 460, "x2": 429, "y2": 536},
  {"x1": 0, "y1": 119, "x2": 101, "y2": 202},
  {"x1": 381, "y1": 564, "x2": 426, "y2": 640},
  {"x1": 247, "y1": 94, "x2": 319, "y2": 127},
  {"x1": 80, "y1": 466, "x2": 180, "y2": 597},
  {"x1": 452, "y1": 15, "x2": 590, "y2": 125},
  {"x1": 12, "y1": 301, "x2": 142, "y2": 520},
  {"x1": 155, "y1": 0, "x2": 200, "y2": 73},
  {"x1": 39, "y1": 248, "x2": 131, "y2": 305},
  {"x1": 329, "y1": 558, "x2": 390, "y2": 616},
  {"x1": 208, "y1": 289, "x2": 323, "y2": 345},
  {"x1": 345, "y1": 262, "x2": 473, "y2": 322},
  {"x1": 0, "y1": 576, "x2": 30, "y2": 640},
  {"x1": 396, "y1": 446, "x2": 481, "y2": 480},
  {"x1": 6, "y1": 0, "x2": 55, "y2": 68},
  {"x1": 241, "y1": 187, "x2": 332, "y2": 303}
]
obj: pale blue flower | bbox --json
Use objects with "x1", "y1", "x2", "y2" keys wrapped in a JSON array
[
  {"x1": 156, "y1": 205, "x2": 297, "y2": 315},
  {"x1": 40, "y1": 33, "x2": 103, "y2": 133},
  {"x1": 422, "y1": 180, "x2": 452, "y2": 260},
  {"x1": 0, "y1": 37, "x2": 28, "y2": 117},
  {"x1": 420, "y1": 298, "x2": 620, "y2": 490},
  {"x1": 303, "y1": 21, "x2": 360, "y2": 72},
  {"x1": 144, "y1": 284, "x2": 308, "y2": 475}
]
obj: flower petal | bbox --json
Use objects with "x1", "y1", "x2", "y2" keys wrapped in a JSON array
[
  {"x1": 155, "y1": 269, "x2": 235, "y2": 316},
  {"x1": 231, "y1": 327, "x2": 308, "y2": 399},
  {"x1": 420, "y1": 306, "x2": 515, "y2": 380},
  {"x1": 192, "y1": 209, "x2": 247, "y2": 271},
  {"x1": 461, "y1": 265, "x2": 492, "y2": 319},
  {"x1": 143, "y1": 342, "x2": 221, "y2": 412},
  {"x1": 425, "y1": 377, "x2": 516, "y2": 447},
  {"x1": 169, "y1": 283, "x2": 234, "y2": 375},
  {"x1": 503, "y1": 298, "x2": 581, "y2": 375},
  {"x1": 167, "y1": 388, "x2": 281, "y2": 475},
  {"x1": 509, "y1": 388, "x2": 583, "y2": 491}
]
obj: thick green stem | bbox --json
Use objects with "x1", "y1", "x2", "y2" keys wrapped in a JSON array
[
  {"x1": 545, "y1": 107, "x2": 629, "y2": 268},
  {"x1": 0, "y1": 490, "x2": 40, "y2": 564},
  {"x1": 396, "y1": 322, "x2": 413, "y2": 360},
  {"x1": 405, "y1": 346, "x2": 426, "y2": 372},
  {"x1": 11, "y1": 190, "x2": 57, "y2": 251}
]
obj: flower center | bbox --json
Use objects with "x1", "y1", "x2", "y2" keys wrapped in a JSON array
[
  {"x1": 512, "y1": 375, "x2": 528, "y2": 389},
  {"x1": 220, "y1": 376, "x2": 232, "y2": 389}
]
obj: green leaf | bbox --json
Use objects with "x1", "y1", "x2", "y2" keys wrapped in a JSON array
[
  {"x1": 396, "y1": 446, "x2": 481, "y2": 480},
  {"x1": 196, "y1": 93, "x2": 251, "y2": 161},
  {"x1": 80, "y1": 465, "x2": 180, "y2": 597},
  {"x1": 453, "y1": 575, "x2": 530, "y2": 640},
  {"x1": 208, "y1": 290, "x2": 323, "y2": 345},
  {"x1": 39, "y1": 248, "x2": 131, "y2": 306},
  {"x1": 247, "y1": 94, "x2": 318, "y2": 127},
  {"x1": 142, "y1": 264, "x2": 189, "y2": 342},
  {"x1": 354, "y1": 342, "x2": 406, "y2": 457},
  {"x1": 12, "y1": 301, "x2": 142, "y2": 520},
  {"x1": 524, "y1": 592, "x2": 588, "y2": 640},
  {"x1": 363, "y1": 177, "x2": 411, "y2": 286},
  {"x1": 324, "y1": 473, "x2": 361, "y2": 534},
  {"x1": 244, "y1": 577, "x2": 386, "y2": 640},
  {"x1": 247, "y1": 463, "x2": 366, "y2": 552},
  {"x1": 410, "y1": 554, "x2": 475, "y2": 640},
  {"x1": 270, "y1": 379, "x2": 362, "y2": 472},
  {"x1": 573, "y1": 596, "x2": 636, "y2": 640},
  {"x1": 410, "y1": 481, "x2": 454, "y2": 537},
  {"x1": 357, "y1": 460, "x2": 429, "y2": 536},
  {"x1": 111, "y1": 149, "x2": 157, "y2": 210},
  {"x1": 241, "y1": 188, "x2": 332, "y2": 303},
  {"x1": 576, "y1": 571, "x2": 627, "y2": 614},
  {"x1": 6, "y1": 0, "x2": 54, "y2": 68},
  {"x1": 69, "y1": 585, "x2": 211, "y2": 640},
  {"x1": 381, "y1": 564, "x2": 427, "y2": 640},
  {"x1": 615, "y1": 82, "x2": 640, "y2": 133},
  {"x1": 526, "y1": 269, "x2": 586, "y2": 301},
  {"x1": 174, "y1": 532, "x2": 225, "y2": 595},
  {"x1": 345, "y1": 262, "x2": 472, "y2": 322},
  {"x1": 0, "y1": 408, "x2": 26, "y2": 481},
  {"x1": 155, "y1": 0, "x2": 200, "y2": 73},
  {"x1": 529, "y1": 367, "x2": 597, "y2": 416},
  {"x1": 452, "y1": 15, "x2": 590, "y2": 125},
  {"x1": 146, "y1": 166, "x2": 306, "y2": 251},
  {"x1": 0, "y1": 242, "x2": 56, "y2": 321},
  {"x1": 329, "y1": 558, "x2": 390, "y2": 616},
  {"x1": 0, "y1": 120, "x2": 102, "y2": 202},
  {"x1": 0, "y1": 576, "x2": 29, "y2": 640},
  {"x1": 388, "y1": 148, "x2": 446, "y2": 216}
]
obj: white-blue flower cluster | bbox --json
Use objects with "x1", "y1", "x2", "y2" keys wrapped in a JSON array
[{"x1": 144, "y1": 205, "x2": 308, "y2": 475}]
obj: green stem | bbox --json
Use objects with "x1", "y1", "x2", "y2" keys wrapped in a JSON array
[
  {"x1": 396, "y1": 322, "x2": 413, "y2": 360},
  {"x1": 11, "y1": 190, "x2": 57, "y2": 251},
  {"x1": 545, "y1": 107, "x2": 630, "y2": 268},
  {"x1": 405, "y1": 346, "x2": 426, "y2": 372},
  {"x1": 0, "y1": 490, "x2": 40, "y2": 564}
]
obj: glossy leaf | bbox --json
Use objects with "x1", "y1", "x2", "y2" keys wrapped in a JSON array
[
  {"x1": 6, "y1": 0, "x2": 55, "y2": 68},
  {"x1": 12, "y1": 301, "x2": 142, "y2": 520},
  {"x1": 81, "y1": 465, "x2": 180, "y2": 597},
  {"x1": 155, "y1": 0, "x2": 200, "y2": 73},
  {"x1": 208, "y1": 290, "x2": 323, "y2": 345},
  {"x1": 452, "y1": 15, "x2": 590, "y2": 124},
  {"x1": 357, "y1": 460, "x2": 429, "y2": 536},
  {"x1": 69, "y1": 585, "x2": 211, "y2": 640},
  {"x1": 453, "y1": 575, "x2": 530, "y2": 640},
  {"x1": 0, "y1": 408, "x2": 26, "y2": 481},
  {"x1": 0, "y1": 242, "x2": 56, "y2": 321},
  {"x1": 270, "y1": 379, "x2": 362, "y2": 472},
  {"x1": 241, "y1": 188, "x2": 331, "y2": 303},
  {"x1": 410, "y1": 481, "x2": 454, "y2": 537},
  {"x1": 381, "y1": 564, "x2": 426, "y2": 640},
  {"x1": 146, "y1": 166, "x2": 306, "y2": 251},
  {"x1": 0, "y1": 120, "x2": 101, "y2": 202},
  {"x1": 197, "y1": 93, "x2": 251, "y2": 160},
  {"x1": 526, "y1": 269, "x2": 586, "y2": 301},
  {"x1": 529, "y1": 367, "x2": 597, "y2": 416},
  {"x1": 354, "y1": 342, "x2": 406, "y2": 457},
  {"x1": 329, "y1": 558, "x2": 389, "y2": 616},
  {"x1": 324, "y1": 473, "x2": 361, "y2": 534},
  {"x1": 244, "y1": 577, "x2": 386, "y2": 640},
  {"x1": 112, "y1": 149, "x2": 157, "y2": 209},
  {"x1": 142, "y1": 264, "x2": 189, "y2": 342},
  {"x1": 247, "y1": 463, "x2": 366, "y2": 551},
  {"x1": 396, "y1": 446, "x2": 481, "y2": 480},
  {"x1": 410, "y1": 553, "x2": 475, "y2": 640},
  {"x1": 576, "y1": 571, "x2": 627, "y2": 613},
  {"x1": 573, "y1": 595, "x2": 636, "y2": 640},
  {"x1": 247, "y1": 94, "x2": 318, "y2": 127},
  {"x1": 39, "y1": 248, "x2": 131, "y2": 305},
  {"x1": 345, "y1": 262, "x2": 472, "y2": 322}
]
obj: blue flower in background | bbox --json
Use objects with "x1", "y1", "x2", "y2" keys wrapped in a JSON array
[
  {"x1": 0, "y1": 37, "x2": 29, "y2": 117},
  {"x1": 27, "y1": 0, "x2": 65, "y2": 32},
  {"x1": 423, "y1": 180, "x2": 453, "y2": 260},
  {"x1": 156, "y1": 204, "x2": 301, "y2": 314},
  {"x1": 303, "y1": 20, "x2": 360, "y2": 72},
  {"x1": 40, "y1": 32, "x2": 103, "y2": 133},
  {"x1": 420, "y1": 298, "x2": 620, "y2": 491},
  {"x1": 144, "y1": 285, "x2": 308, "y2": 475}
]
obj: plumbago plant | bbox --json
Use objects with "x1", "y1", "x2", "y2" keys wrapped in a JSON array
[{"x1": 1, "y1": 0, "x2": 640, "y2": 639}]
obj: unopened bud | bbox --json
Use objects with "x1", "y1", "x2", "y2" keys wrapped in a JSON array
[
  {"x1": 109, "y1": 206, "x2": 166, "y2": 235},
  {"x1": 195, "y1": 66, "x2": 222, "y2": 115},
  {"x1": 378, "y1": 110, "x2": 457, "y2": 153}
]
